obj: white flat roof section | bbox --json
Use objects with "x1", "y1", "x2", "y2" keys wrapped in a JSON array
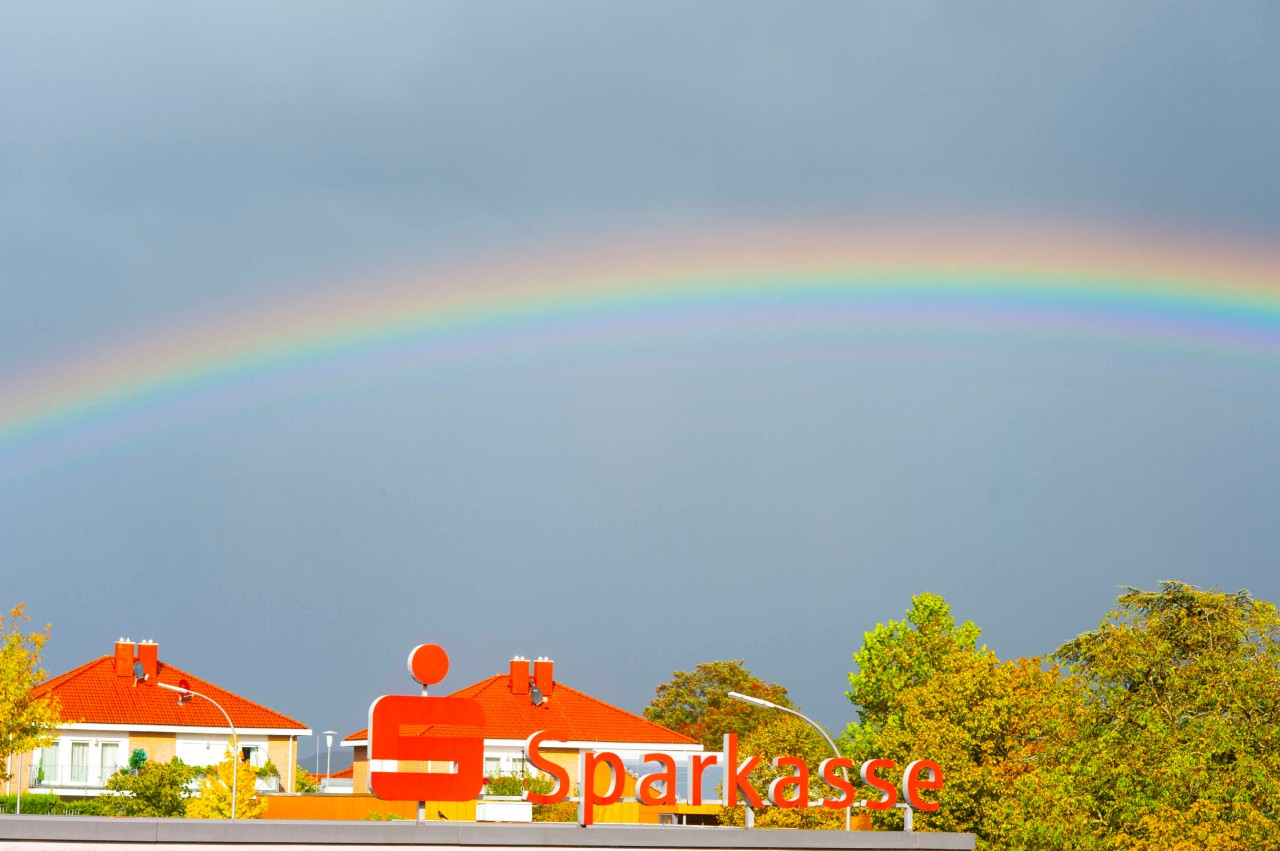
[{"x1": 0, "y1": 816, "x2": 974, "y2": 850}]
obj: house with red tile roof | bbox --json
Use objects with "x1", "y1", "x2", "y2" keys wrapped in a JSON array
[
  {"x1": 8, "y1": 639, "x2": 310, "y2": 798},
  {"x1": 342, "y1": 656, "x2": 701, "y2": 797}
]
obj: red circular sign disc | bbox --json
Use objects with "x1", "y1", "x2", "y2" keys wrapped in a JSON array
[{"x1": 408, "y1": 644, "x2": 449, "y2": 686}]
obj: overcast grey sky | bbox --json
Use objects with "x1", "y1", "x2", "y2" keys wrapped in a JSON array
[{"x1": 3, "y1": 2, "x2": 1280, "y2": 765}]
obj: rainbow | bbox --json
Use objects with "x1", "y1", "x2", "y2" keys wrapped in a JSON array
[{"x1": 3, "y1": 223, "x2": 1280, "y2": 480}]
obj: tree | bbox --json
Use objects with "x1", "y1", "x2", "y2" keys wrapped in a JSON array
[
  {"x1": 644, "y1": 660, "x2": 792, "y2": 751},
  {"x1": 186, "y1": 746, "x2": 264, "y2": 819},
  {"x1": 101, "y1": 757, "x2": 196, "y2": 817},
  {"x1": 842, "y1": 593, "x2": 1078, "y2": 845},
  {"x1": 0, "y1": 605, "x2": 62, "y2": 781},
  {"x1": 718, "y1": 713, "x2": 847, "y2": 830},
  {"x1": 1047, "y1": 582, "x2": 1280, "y2": 849},
  {"x1": 844, "y1": 593, "x2": 982, "y2": 746}
]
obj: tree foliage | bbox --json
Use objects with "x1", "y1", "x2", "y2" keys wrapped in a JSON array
[
  {"x1": 842, "y1": 593, "x2": 1077, "y2": 842},
  {"x1": 101, "y1": 757, "x2": 196, "y2": 817},
  {"x1": 843, "y1": 592, "x2": 984, "y2": 757},
  {"x1": 0, "y1": 605, "x2": 62, "y2": 781},
  {"x1": 186, "y1": 746, "x2": 264, "y2": 819},
  {"x1": 1048, "y1": 581, "x2": 1280, "y2": 849},
  {"x1": 718, "y1": 713, "x2": 847, "y2": 830},
  {"x1": 844, "y1": 585, "x2": 1280, "y2": 850},
  {"x1": 294, "y1": 765, "x2": 320, "y2": 794},
  {"x1": 643, "y1": 660, "x2": 792, "y2": 751}
]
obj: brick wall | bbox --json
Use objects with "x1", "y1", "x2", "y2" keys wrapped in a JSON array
[
  {"x1": 127, "y1": 733, "x2": 176, "y2": 764},
  {"x1": 267, "y1": 737, "x2": 297, "y2": 793},
  {"x1": 351, "y1": 746, "x2": 368, "y2": 794},
  {"x1": 4, "y1": 750, "x2": 36, "y2": 796}
]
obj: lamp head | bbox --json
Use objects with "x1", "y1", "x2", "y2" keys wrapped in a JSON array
[{"x1": 727, "y1": 690, "x2": 774, "y2": 709}]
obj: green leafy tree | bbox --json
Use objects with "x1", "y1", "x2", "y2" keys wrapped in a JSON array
[
  {"x1": 0, "y1": 605, "x2": 62, "y2": 781},
  {"x1": 843, "y1": 592, "x2": 982, "y2": 752},
  {"x1": 1045, "y1": 582, "x2": 1280, "y2": 850},
  {"x1": 845, "y1": 585, "x2": 1280, "y2": 850},
  {"x1": 186, "y1": 746, "x2": 264, "y2": 819},
  {"x1": 644, "y1": 660, "x2": 792, "y2": 751},
  {"x1": 842, "y1": 593, "x2": 1078, "y2": 845},
  {"x1": 100, "y1": 757, "x2": 196, "y2": 817}
]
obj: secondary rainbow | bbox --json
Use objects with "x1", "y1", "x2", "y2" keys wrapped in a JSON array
[{"x1": 3, "y1": 224, "x2": 1280, "y2": 466}]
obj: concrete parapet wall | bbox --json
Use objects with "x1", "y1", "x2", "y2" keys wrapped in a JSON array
[{"x1": 0, "y1": 816, "x2": 974, "y2": 850}]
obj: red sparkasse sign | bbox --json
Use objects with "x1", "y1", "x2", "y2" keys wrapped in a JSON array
[{"x1": 368, "y1": 645, "x2": 943, "y2": 826}]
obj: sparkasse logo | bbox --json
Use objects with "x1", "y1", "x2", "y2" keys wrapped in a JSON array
[{"x1": 368, "y1": 644, "x2": 943, "y2": 826}]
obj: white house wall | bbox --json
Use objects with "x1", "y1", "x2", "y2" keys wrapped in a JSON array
[{"x1": 175, "y1": 734, "x2": 268, "y2": 769}]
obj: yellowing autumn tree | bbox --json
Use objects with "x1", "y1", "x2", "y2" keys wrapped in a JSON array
[
  {"x1": 644, "y1": 660, "x2": 792, "y2": 751},
  {"x1": 186, "y1": 747, "x2": 264, "y2": 819},
  {"x1": 718, "y1": 713, "x2": 848, "y2": 830},
  {"x1": 0, "y1": 605, "x2": 62, "y2": 780}
]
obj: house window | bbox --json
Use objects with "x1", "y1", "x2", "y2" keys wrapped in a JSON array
[
  {"x1": 101, "y1": 743, "x2": 120, "y2": 782},
  {"x1": 70, "y1": 742, "x2": 89, "y2": 784},
  {"x1": 484, "y1": 757, "x2": 501, "y2": 776},
  {"x1": 36, "y1": 744, "x2": 59, "y2": 786},
  {"x1": 241, "y1": 746, "x2": 265, "y2": 768}
]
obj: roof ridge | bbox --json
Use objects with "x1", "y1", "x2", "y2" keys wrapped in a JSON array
[
  {"x1": 156, "y1": 660, "x2": 308, "y2": 729},
  {"x1": 447, "y1": 673, "x2": 504, "y2": 698}
]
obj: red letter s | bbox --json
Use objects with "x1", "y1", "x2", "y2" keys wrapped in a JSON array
[
  {"x1": 860, "y1": 758, "x2": 897, "y2": 810},
  {"x1": 525, "y1": 731, "x2": 569, "y2": 804}
]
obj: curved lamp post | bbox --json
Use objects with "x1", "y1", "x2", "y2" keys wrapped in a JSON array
[
  {"x1": 156, "y1": 682, "x2": 239, "y2": 821},
  {"x1": 726, "y1": 691, "x2": 851, "y2": 831}
]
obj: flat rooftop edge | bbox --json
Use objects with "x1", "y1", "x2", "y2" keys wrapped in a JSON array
[{"x1": 0, "y1": 817, "x2": 974, "y2": 850}]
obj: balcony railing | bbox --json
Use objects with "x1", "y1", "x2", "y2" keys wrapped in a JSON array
[
  {"x1": 28, "y1": 764, "x2": 282, "y2": 793},
  {"x1": 28, "y1": 762, "x2": 120, "y2": 791}
]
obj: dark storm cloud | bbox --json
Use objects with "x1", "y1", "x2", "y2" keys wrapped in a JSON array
[{"x1": 3, "y1": 1, "x2": 1280, "y2": 739}]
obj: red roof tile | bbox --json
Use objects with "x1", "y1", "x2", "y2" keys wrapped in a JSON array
[
  {"x1": 34, "y1": 656, "x2": 307, "y2": 731},
  {"x1": 317, "y1": 766, "x2": 353, "y2": 780},
  {"x1": 344, "y1": 675, "x2": 695, "y2": 746}
]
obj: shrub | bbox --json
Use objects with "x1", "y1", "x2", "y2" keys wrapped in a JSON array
[
  {"x1": 294, "y1": 766, "x2": 320, "y2": 794},
  {"x1": 483, "y1": 772, "x2": 555, "y2": 797}
]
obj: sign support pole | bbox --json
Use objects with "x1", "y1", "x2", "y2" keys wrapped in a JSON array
[{"x1": 417, "y1": 682, "x2": 428, "y2": 825}]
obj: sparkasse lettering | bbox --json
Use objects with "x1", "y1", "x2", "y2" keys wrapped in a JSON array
[{"x1": 524, "y1": 730, "x2": 943, "y2": 826}]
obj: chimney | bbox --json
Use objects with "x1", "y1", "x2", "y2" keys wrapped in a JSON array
[
  {"x1": 533, "y1": 657, "x2": 554, "y2": 697},
  {"x1": 509, "y1": 656, "x2": 530, "y2": 694},
  {"x1": 137, "y1": 640, "x2": 159, "y2": 680},
  {"x1": 113, "y1": 638, "x2": 135, "y2": 677}
]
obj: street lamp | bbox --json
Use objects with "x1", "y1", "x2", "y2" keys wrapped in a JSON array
[
  {"x1": 157, "y1": 682, "x2": 239, "y2": 821},
  {"x1": 727, "y1": 691, "x2": 852, "y2": 831},
  {"x1": 323, "y1": 731, "x2": 336, "y2": 789}
]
